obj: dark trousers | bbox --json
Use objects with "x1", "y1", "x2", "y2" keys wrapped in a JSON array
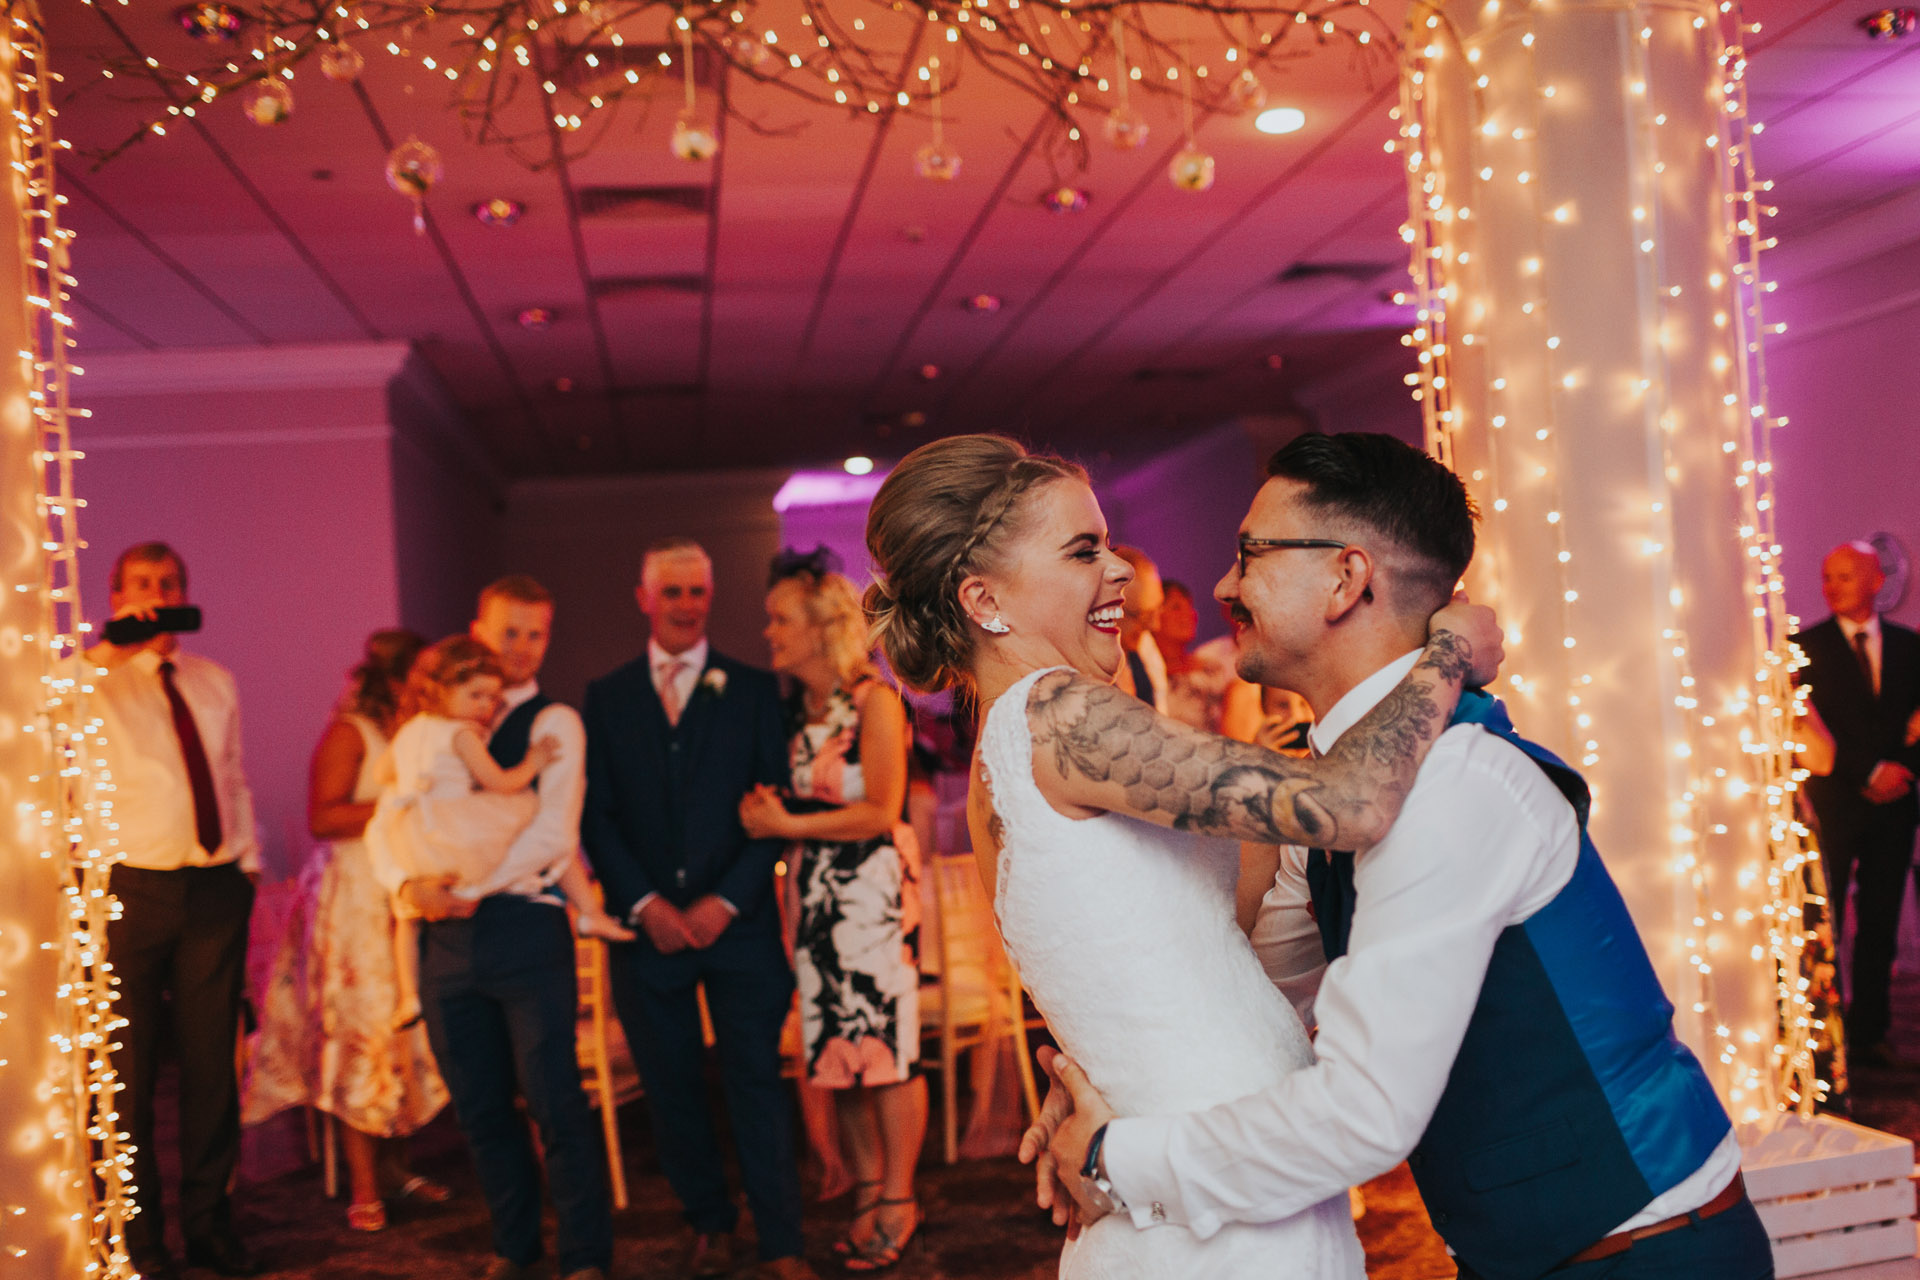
[
  {"x1": 419, "y1": 895, "x2": 613, "y2": 1274},
  {"x1": 1818, "y1": 801, "x2": 1920, "y2": 1048},
  {"x1": 607, "y1": 916, "x2": 803, "y2": 1261},
  {"x1": 106, "y1": 862, "x2": 254, "y2": 1257},
  {"x1": 1457, "y1": 1195, "x2": 1774, "y2": 1280}
]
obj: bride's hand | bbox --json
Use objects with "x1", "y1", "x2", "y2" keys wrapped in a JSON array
[
  {"x1": 1021, "y1": 1047, "x2": 1079, "y2": 1227},
  {"x1": 1429, "y1": 592, "x2": 1504, "y2": 688}
]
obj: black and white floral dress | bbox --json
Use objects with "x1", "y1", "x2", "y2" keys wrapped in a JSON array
[{"x1": 787, "y1": 680, "x2": 922, "y2": 1087}]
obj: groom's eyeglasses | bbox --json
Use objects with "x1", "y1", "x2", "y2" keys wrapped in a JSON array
[{"x1": 1235, "y1": 538, "x2": 1349, "y2": 577}]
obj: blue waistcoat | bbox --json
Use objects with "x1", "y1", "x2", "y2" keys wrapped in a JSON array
[
  {"x1": 1305, "y1": 692, "x2": 1731, "y2": 1280},
  {"x1": 489, "y1": 692, "x2": 555, "y2": 773}
]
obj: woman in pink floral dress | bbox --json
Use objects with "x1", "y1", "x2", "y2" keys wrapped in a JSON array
[
  {"x1": 740, "y1": 558, "x2": 927, "y2": 1270},
  {"x1": 243, "y1": 630, "x2": 452, "y2": 1232}
]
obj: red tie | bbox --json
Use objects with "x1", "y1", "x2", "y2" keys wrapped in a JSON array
[
  {"x1": 159, "y1": 660, "x2": 224, "y2": 855},
  {"x1": 1854, "y1": 630, "x2": 1877, "y2": 697}
]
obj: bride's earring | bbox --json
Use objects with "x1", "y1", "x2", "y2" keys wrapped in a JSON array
[{"x1": 979, "y1": 615, "x2": 1011, "y2": 635}]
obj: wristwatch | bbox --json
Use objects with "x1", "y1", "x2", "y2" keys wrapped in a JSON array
[{"x1": 1079, "y1": 1122, "x2": 1129, "y2": 1216}]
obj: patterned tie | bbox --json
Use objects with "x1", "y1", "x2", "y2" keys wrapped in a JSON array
[
  {"x1": 1854, "y1": 629, "x2": 1877, "y2": 696},
  {"x1": 658, "y1": 658, "x2": 690, "y2": 726},
  {"x1": 158, "y1": 660, "x2": 224, "y2": 854}
]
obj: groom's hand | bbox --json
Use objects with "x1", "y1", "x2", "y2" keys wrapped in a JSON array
[
  {"x1": 1046, "y1": 1053, "x2": 1117, "y2": 1229},
  {"x1": 1021, "y1": 1047, "x2": 1079, "y2": 1229},
  {"x1": 1430, "y1": 593, "x2": 1504, "y2": 688}
]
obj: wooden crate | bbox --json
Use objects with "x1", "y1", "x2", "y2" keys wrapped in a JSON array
[{"x1": 1742, "y1": 1115, "x2": 1918, "y2": 1278}]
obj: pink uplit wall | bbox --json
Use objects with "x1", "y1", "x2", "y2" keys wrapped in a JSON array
[
  {"x1": 502, "y1": 469, "x2": 787, "y2": 708},
  {"x1": 1765, "y1": 228, "x2": 1920, "y2": 632},
  {"x1": 72, "y1": 345, "x2": 496, "y2": 880}
]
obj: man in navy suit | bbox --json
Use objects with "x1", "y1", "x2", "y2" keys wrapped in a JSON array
[
  {"x1": 1796, "y1": 542, "x2": 1920, "y2": 1068},
  {"x1": 582, "y1": 538, "x2": 812, "y2": 1280}
]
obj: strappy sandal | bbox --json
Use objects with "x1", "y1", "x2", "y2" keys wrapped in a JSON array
[
  {"x1": 832, "y1": 1181, "x2": 884, "y2": 1258},
  {"x1": 843, "y1": 1197, "x2": 922, "y2": 1272},
  {"x1": 346, "y1": 1201, "x2": 388, "y2": 1233},
  {"x1": 394, "y1": 1174, "x2": 454, "y2": 1204}
]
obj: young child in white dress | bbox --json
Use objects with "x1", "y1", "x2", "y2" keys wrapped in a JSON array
[{"x1": 369, "y1": 636, "x2": 632, "y2": 1029}]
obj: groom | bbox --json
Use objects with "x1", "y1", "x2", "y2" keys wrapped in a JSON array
[{"x1": 1035, "y1": 434, "x2": 1772, "y2": 1280}]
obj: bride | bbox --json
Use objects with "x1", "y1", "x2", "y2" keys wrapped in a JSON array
[{"x1": 862, "y1": 435, "x2": 1499, "y2": 1278}]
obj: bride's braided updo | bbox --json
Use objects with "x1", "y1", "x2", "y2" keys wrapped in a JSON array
[{"x1": 865, "y1": 434, "x2": 1086, "y2": 693}]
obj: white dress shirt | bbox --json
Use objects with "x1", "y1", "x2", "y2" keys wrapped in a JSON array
[
  {"x1": 89, "y1": 646, "x2": 260, "y2": 874},
  {"x1": 1837, "y1": 613, "x2": 1882, "y2": 697},
  {"x1": 458, "y1": 680, "x2": 588, "y2": 901},
  {"x1": 1103, "y1": 649, "x2": 1740, "y2": 1240}
]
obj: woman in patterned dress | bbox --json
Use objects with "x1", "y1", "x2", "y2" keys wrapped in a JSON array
[
  {"x1": 242, "y1": 630, "x2": 453, "y2": 1233},
  {"x1": 740, "y1": 560, "x2": 927, "y2": 1271}
]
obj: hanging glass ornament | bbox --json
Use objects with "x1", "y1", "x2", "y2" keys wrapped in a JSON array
[
  {"x1": 671, "y1": 115, "x2": 720, "y2": 161},
  {"x1": 1105, "y1": 106, "x2": 1149, "y2": 151},
  {"x1": 728, "y1": 33, "x2": 772, "y2": 70},
  {"x1": 243, "y1": 77, "x2": 294, "y2": 126},
  {"x1": 1040, "y1": 185, "x2": 1091, "y2": 214},
  {"x1": 385, "y1": 136, "x2": 443, "y2": 235},
  {"x1": 914, "y1": 56, "x2": 961, "y2": 181},
  {"x1": 1231, "y1": 68, "x2": 1267, "y2": 112},
  {"x1": 670, "y1": 19, "x2": 720, "y2": 161},
  {"x1": 320, "y1": 40, "x2": 365, "y2": 82},
  {"x1": 1168, "y1": 147, "x2": 1216, "y2": 191},
  {"x1": 914, "y1": 141, "x2": 963, "y2": 181},
  {"x1": 175, "y1": 2, "x2": 245, "y2": 42}
]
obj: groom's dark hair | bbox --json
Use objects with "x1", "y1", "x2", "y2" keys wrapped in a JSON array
[{"x1": 1265, "y1": 432, "x2": 1477, "y2": 615}]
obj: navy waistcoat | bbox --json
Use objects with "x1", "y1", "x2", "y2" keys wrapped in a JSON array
[
  {"x1": 490, "y1": 692, "x2": 555, "y2": 774},
  {"x1": 1306, "y1": 691, "x2": 1731, "y2": 1280}
]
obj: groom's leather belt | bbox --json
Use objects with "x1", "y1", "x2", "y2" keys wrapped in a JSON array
[{"x1": 1556, "y1": 1173, "x2": 1749, "y2": 1268}]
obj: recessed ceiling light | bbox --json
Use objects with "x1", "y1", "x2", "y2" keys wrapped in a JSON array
[
  {"x1": 1255, "y1": 107, "x2": 1308, "y2": 135},
  {"x1": 844, "y1": 456, "x2": 875, "y2": 476},
  {"x1": 518, "y1": 307, "x2": 555, "y2": 331},
  {"x1": 964, "y1": 293, "x2": 1003, "y2": 314},
  {"x1": 553, "y1": 376, "x2": 575, "y2": 393},
  {"x1": 474, "y1": 198, "x2": 525, "y2": 228},
  {"x1": 918, "y1": 364, "x2": 941, "y2": 381}
]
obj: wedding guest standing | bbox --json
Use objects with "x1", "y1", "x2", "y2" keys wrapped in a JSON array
[
  {"x1": 89, "y1": 542, "x2": 261, "y2": 1279},
  {"x1": 1154, "y1": 580, "x2": 1237, "y2": 734},
  {"x1": 383, "y1": 576, "x2": 615, "y2": 1280},
  {"x1": 1795, "y1": 542, "x2": 1920, "y2": 1068},
  {"x1": 1111, "y1": 546, "x2": 1168, "y2": 712},
  {"x1": 243, "y1": 629, "x2": 453, "y2": 1233},
  {"x1": 740, "y1": 555, "x2": 927, "y2": 1271},
  {"x1": 583, "y1": 538, "x2": 813, "y2": 1280}
]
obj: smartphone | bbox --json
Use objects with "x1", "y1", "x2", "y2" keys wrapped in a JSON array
[{"x1": 103, "y1": 605, "x2": 203, "y2": 646}]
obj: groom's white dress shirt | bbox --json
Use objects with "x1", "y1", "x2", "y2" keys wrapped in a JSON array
[{"x1": 1102, "y1": 649, "x2": 1741, "y2": 1242}]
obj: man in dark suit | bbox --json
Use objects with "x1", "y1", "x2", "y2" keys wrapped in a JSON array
[
  {"x1": 1796, "y1": 541, "x2": 1920, "y2": 1067},
  {"x1": 582, "y1": 538, "x2": 812, "y2": 1280}
]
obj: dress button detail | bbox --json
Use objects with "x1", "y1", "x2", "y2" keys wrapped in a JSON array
[{"x1": 1150, "y1": 1203, "x2": 1167, "y2": 1223}]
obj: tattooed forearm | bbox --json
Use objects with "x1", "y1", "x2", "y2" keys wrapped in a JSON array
[
  {"x1": 1418, "y1": 628, "x2": 1475, "y2": 687},
  {"x1": 1025, "y1": 629, "x2": 1474, "y2": 850}
]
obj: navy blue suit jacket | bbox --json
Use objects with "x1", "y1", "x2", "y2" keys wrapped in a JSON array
[
  {"x1": 581, "y1": 647, "x2": 789, "y2": 926},
  {"x1": 1796, "y1": 615, "x2": 1920, "y2": 829}
]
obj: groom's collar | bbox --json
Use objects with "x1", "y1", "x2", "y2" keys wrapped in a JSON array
[{"x1": 1307, "y1": 648, "x2": 1424, "y2": 758}]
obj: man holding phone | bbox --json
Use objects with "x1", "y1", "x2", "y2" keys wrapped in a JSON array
[{"x1": 89, "y1": 541, "x2": 262, "y2": 1280}]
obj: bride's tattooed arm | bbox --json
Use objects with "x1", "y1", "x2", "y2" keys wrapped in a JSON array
[{"x1": 1024, "y1": 627, "x2": 1482, "y2": 850}]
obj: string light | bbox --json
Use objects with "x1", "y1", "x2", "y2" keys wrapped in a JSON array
[
  {"x1": 1402, "y1": 0, "x2": 1822, "y2": 1119},
  {"x1": 3, "y1": 8, "x2": 135, "y2": 1272},
  {"x1": 83, "y1": 0, "x2": 1377, "y2": 174}
]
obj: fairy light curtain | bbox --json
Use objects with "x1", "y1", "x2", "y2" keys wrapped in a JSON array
[
  {"x1": 1396, "y1": 0, "x2": 1822, "y2": 1120},
  {"x1": 0, "y1": 5, "x2": 133, "y2": 1276}
]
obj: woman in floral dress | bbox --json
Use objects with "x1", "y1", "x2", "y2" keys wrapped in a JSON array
[
  {"x1": 740, "y1": 558, "x2": 926, "y2": 1271},
  {"x1": 243, "y1": 629, "x2": 452, "y2": 1233}
]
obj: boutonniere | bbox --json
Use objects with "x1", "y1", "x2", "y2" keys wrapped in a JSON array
[{"x1": 700, "y1": 667, "x2": 728, "y2": 698}]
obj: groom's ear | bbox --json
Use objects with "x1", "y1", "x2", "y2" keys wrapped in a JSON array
[{"x1": 1324, "y1": 547, "x2": 1376, "y2": 623}]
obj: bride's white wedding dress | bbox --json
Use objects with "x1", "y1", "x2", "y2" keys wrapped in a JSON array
[{"x1": 983, "y1": 668, "x2": 1365, "y2": 1279}]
